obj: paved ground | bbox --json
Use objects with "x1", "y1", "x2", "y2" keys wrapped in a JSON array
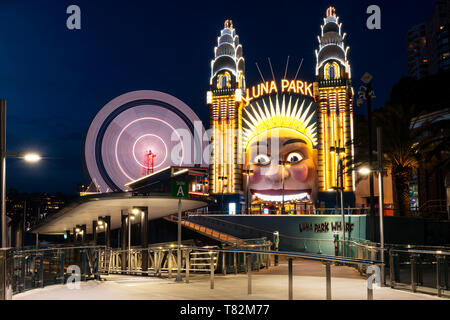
[{"x1": 14, "y1": 258, "x2": 446, "y2": 300}]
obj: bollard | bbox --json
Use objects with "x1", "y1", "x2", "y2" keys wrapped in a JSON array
[
  {"x1": 222, "y1": 252, "x2": 226, "y2": 275},
  {"x1": 410, "y1": 255, "x2": 416, "y2": 292},
  {"x1": 444, "y1": 256, "x2": 449, "y2": 290},
  {"x1": 168, "y1": 250, "x2": 173, "y2": 279},
  {"x1": 81, "y1": 249, "x2": 87, "y2": 281},
  {"x1": 38, "y1": 254, "x2": 44, "y2": 288},
  {"x1": 59, "y1": 250, "x2": 65, "y2": 284},
  {"x1": 436, "y1": 255, "x2": 442, "y2": 297},
  {"x1": 247, "y1": 254, "x2": 252, "y2": 295},
  {"x1": 367, "y1": 287, "x2": 373, "y2": 300},
  {"x1": 325, "y1": 263, "x2": 331, "y2": 300},
  {"x1": 288, "y1": 258, "x2": 293, "y2": 300},
  {"x1": 185, "y1": 250, "x2": 190, "y2": 284},
  {"x1": 0, "y1": 249, "x2": 13, "y2": 300},
  {"x1": 234, "y1": 252, "x2": 237, "y2": 275},
  {"x1": 210, "y1": 253, "x2": 214, "y2": 290},
  {"x1": 18, "y1": 255, "x2": 25, "y2": 292}
]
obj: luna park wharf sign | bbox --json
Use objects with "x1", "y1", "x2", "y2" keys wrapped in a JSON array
[{"x1": 299, "y1": 221, "x2": 355, "y2": 234}]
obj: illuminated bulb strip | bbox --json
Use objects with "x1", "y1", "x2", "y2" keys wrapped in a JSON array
[{"x1": 255, "y1": 193, "x2": 311, "y2": 202}]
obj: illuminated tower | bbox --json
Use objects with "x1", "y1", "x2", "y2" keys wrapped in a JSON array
[
  {"x1": 315, "y1": 7, "x2": 355, "y2": 198},
  {"x1": 207, "y1": 20, "x2": 245, "y2": 198}
]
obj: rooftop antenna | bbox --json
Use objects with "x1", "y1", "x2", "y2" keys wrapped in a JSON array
[
  {"x1": 268, "y1": 57, "x2": 276, "y2": 82},
  {"x1": 255, "y1": 62, "x2": 266, "y2": 82},
  {"x1": 284, "y1": 56, "x2": 290, "y2": 79},
  {"x1": 293, "y1": 58, "x2": 304, "y2": 82}
]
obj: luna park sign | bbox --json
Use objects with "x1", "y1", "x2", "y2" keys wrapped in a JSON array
[
  {"x1": 245, "y1": 79, "x2": 315, "y2": 103},
  {"x1": 299, "y1": 221, "x2": 355, "y2": 234}
]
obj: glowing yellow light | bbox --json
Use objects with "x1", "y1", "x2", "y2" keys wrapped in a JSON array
[
  {"x1": 23, "y1": 153, "x2": 41, "y2": 163},
  {"x1": 243, "y1": 96, "x2": 318, "y2": 150},
  {"x1": 359, "y1": 167, "x2": 372, "y2": 175}
]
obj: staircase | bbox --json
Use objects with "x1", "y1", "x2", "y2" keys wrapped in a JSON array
[
  {"x1": 189, "y1": 249, "x2": 219, "y2": 272},
  {"x1": 164, "y1": 216, "x2": 241, "y2": 245}
]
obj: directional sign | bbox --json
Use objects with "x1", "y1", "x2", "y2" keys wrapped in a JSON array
[{"x1": 171, "y1": 179, "x2": 189, "y2": 199}]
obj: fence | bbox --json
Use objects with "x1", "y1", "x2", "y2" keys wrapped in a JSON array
[
  {"x1": 8, "y1": 245, "x2": 104, "y2": 295},
  {"x1": 100, "y1": 239, "x2": 273, "y2": 276},
  {"x1": 388, "y1": 247, "x2": 449, "y2": 297}
]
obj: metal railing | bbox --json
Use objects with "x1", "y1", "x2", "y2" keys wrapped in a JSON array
[
  {"x1": 8, "y1": 245, "x2": 105, "y2": 296},
  {"x1": 100, "y1": 238, "x2": 273, "y2": 276},
  {"x1": 181, "y1": 246, "x2": 382, "y2": 300},
  {"x1": 187, "y1": 215, "x2": 338, "y2": 254},
  {"x1": 388, "y1": 247, "x2": 449, "y2": 297},
  {"x1": 3, "y1": 240, "x2": 385, "y2": 300}
]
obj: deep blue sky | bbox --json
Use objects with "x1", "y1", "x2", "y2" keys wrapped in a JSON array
[{"x1": 0, "y1": 0, "x2": 440, "y2": 194}]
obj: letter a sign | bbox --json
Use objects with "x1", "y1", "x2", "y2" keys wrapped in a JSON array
[{"x1": 171, "y1": 179, "x2": 189, "y2": 199}]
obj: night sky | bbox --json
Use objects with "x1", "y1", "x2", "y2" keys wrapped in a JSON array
[{"x1": 0, "y1": 0, "x2": 440, "y2": 194}]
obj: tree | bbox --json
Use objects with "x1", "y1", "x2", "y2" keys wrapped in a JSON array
[{"x1": 352, "y1": 72, "x2": 450, "y2": 217}]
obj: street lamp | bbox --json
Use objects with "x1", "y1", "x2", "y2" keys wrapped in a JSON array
[
  {"x1": 243, "y1": 169, "x2": 254, "y2": 215},
  {"x1": 358, "y1": 72, "x2": 377, "y2": 241},
  {"x1": 126, "y1": 208, "x2": 141, "y2": 274},
  {"x1": 358, "y1": 126, "x2": 385, "y2": 285},
  {"x1": 278, "y1": 161, "x2": 291, "y2": 215},
  {"x1": 2, "y1": 100, "x2": 43, "y2": 248}
]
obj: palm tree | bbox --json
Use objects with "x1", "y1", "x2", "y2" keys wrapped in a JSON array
[{"x1": 351, "y1": 102, "x2": 449, "y2": 217}]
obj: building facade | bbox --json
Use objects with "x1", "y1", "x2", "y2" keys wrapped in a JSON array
[
  {"x1": 407, "y1": 0, "x2": 450, "y2": 78},
  {"x1": 315, "y1": 7, "x2": 355, "y2": 206},
  {"x1": 207, "y1": 8, "x2": 356, "y2": 214},
  {"x1": 207, "y1": 20, "x2": 245, "y2": 201}
]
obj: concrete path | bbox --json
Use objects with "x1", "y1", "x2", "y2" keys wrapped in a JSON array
[{"x1": 13, "y1": 258, "x2": 446, "y2": 300}]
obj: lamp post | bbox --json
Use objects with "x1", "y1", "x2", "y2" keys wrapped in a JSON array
[
  {"x1": 359, "y1": 127, "x2": 385, "y2": 285},
  {"x1": 278, "y1": 161, "x2": 291, "y2": 215},
  {"x1": 1, "y1": 100, "x2": 42, "y2": 248},
  {"x1": 331, "y1": 144, "x2": 346, "y2": 251},
  {"x1": 218, "y1": 176, "x2": 228, "y2": 213},
  {"x1": 358, "y1": 73, "x2": 377, "y2": 241},
  {"x1": 243, "y1": 169, "x2": 254, "y2": 215},
  {"x1": 126, "y1": 208, "x2": 140, "y2": 273}
]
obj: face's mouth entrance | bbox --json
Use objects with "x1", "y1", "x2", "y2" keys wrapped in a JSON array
[{"x1": 252, "y1": 189, "x2": 312, "y2": 202}]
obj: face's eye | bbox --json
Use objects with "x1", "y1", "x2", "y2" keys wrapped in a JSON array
[
  {"x1": 253, "y1": 154, "x2": 270, "y2": 166},
  {"x1": 287, "y1": 152, "x2": 303, "y2": 164}
]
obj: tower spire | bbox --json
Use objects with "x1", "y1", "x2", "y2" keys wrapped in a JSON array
[
  {"x1": 207, "y1": 21, "x2": 246, "y2": 204},
  {"x1": 315, "y1": 7, "x2": 355, "y2": 195}
]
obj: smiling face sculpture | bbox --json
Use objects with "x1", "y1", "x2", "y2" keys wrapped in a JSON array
[{"x1": 243, "y1": 95, "x2": 319, "y2": 203}]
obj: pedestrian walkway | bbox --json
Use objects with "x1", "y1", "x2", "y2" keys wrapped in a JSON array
[{"x1": 13, "y1": 258, "x2": 445, "y2": 300}]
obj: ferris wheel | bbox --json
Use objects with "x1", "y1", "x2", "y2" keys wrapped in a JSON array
[{"x1": 83, "y1": 90, "x2": 205, "y2": 193}]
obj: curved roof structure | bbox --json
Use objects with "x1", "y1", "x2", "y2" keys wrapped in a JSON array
[{"x1": 32, "y1": 193, "x2": 209, "y2": 235}]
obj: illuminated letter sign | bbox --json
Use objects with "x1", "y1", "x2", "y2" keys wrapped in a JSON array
[{"x1": 246, "y1": 79, "x2": 314, "y2": 103}]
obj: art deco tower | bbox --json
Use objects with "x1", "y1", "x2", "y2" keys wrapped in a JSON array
[
  {"x1": 315, "y1": 7, "x2": 355, "y2": 195},
  {"x1": 207, "y1": 20, "x2": 245, "y2": 196}
]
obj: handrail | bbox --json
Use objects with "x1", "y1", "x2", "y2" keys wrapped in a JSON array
[
  {"x1": 15, "y1": 245, "x2": 107, "y2": 254},
  {"x1": 188, "y1": 215, "x2": 335, "y2": 243},
  {"x1": 186, "y1": 247, "x2": 382, "y2": 266},
  {"x1": 391, "y1": 248, "x2": 450, "y2": 255}
]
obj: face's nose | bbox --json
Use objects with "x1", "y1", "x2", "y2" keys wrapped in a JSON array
[{"x1": 262, "y1": 162, "x2": 291, "y2": 187}]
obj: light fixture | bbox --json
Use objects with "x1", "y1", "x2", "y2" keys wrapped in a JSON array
[
  {"x1": 23, "y1": 153, "x2": 41, "y2": 163},
  {"x1": 358, "y1": 167, "x2": 372, "y2": 175},
  {"x1": 131, "y1": 208, "x2": 140, "y2": 215}
]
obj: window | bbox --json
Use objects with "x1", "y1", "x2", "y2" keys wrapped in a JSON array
[{"x1": 329, "y1": 65, "x2": 336, "y2": 79}]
